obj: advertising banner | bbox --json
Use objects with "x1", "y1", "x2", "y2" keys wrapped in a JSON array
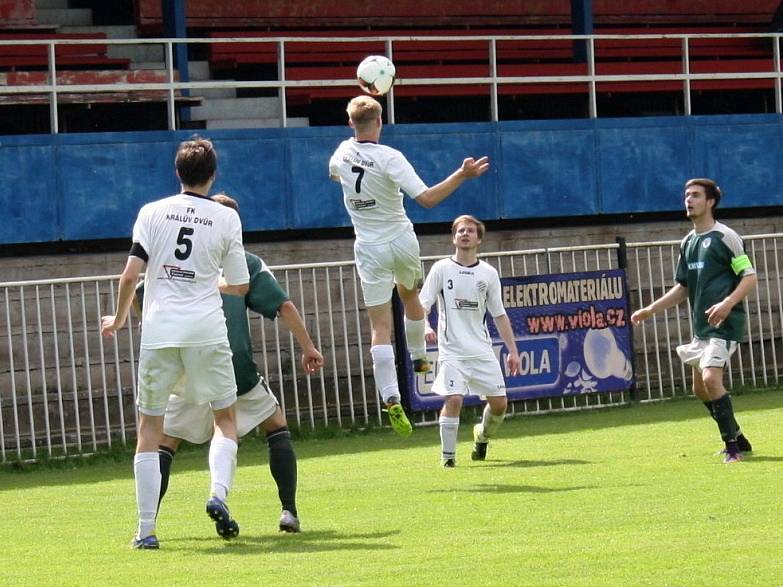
[{"x1": 405, "y1": 269, "x2": 634, "y2": 411}]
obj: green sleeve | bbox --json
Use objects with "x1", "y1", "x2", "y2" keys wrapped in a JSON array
[{"x1": 247, "y1": 271, "x2": 289, "y2": 320}]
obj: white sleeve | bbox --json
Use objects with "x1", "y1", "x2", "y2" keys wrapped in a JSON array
[
  {"x1": 419, "y1": 262, "x2": 441, "y2": 312},
  {"x1": 221, "y1": 211, "x2": 250, "y2": 285},
  {"x1": 387, "y1": 151, "x2": 428, "y2": 199},
  {"x1": 131, "y1": 205, "x2": 149, "y2": 252},
  {"x1": 328, "y1": 151, "x2": 340, "y2": 177},
  {"x1": 486, "y1": 269, "x2": 506, "y2": 318}
]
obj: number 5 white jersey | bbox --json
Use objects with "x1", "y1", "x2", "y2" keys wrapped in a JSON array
[
  {"x1": 329, "y1": 138, "x2": 428, "y2": 245},
  {"x1": 132, "y1": 192, "x2": 249, "y2": 349},
  {"x1": 419, "y1": 258, "x2": 507, "y2": 360}
]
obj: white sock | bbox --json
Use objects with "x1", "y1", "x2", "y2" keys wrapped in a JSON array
[
  {"x1": 134, "y1": 452, "x2": 160, "y2": 539},
  {"x1": 208, "y1": 436, "x2": 238, "y2": 502},
  {"x1": 478, "y1": 404, "x2": 506, "y2": 441},
  {"x1": 404, "y1": 317, "x2": 427, "y2": 361},
  {"x1": 439, "y1": 416, "x2": 460, "y2": 460},
  {"x1": 371, "y1": 344, "x2": 399, "y2": 404}
]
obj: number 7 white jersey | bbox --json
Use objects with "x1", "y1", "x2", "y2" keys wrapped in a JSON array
[
  {"x1": 329, "y1": 138, "x2": 428, "y2": 245},
  {"x1": 419, "y1": 258, "x2": 506, "y2": 360},
  {"x1": 132, "y1": 192, "x2": 249, "y2": 349}
]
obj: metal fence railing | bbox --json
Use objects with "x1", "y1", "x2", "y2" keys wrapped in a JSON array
[
  {"x1": 1, "y1": 32, "x2": 783, "y2": 131},
  {"x1": 2, "y1": 234, "x2": 781, "y2": 463}
]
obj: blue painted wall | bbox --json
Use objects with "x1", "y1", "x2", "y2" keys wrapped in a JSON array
[{"x1": 1, "y1": 114, "x2": 782, "y2": 245}]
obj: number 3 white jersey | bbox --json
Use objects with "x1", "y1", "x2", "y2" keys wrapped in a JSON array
[
  {"x1": 132, "y1": 192, "x2": 249, "y2": 349},
  {"x1": 329, "y1": 138, "x2": 428, "y2": 245},
  {"x1": 419, "y1": 258, "x2": 506, "y2": 360}
]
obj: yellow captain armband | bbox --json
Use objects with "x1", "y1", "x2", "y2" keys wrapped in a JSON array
[{"x1": 730, "y1": 254, "x2": 752, "y2": 275}]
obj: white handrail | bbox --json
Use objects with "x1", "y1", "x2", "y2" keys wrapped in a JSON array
[{"x1": 1, "y1": 32, "x2": 781, "y2": 131}]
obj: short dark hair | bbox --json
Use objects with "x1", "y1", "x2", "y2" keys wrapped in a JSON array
[
  {"x1": 685, "y1": 178, "x2": 722, "y2": 209},
  {"x1": 211, "y1": 192, "x2": 239, "y2": 213},
  {"x1": 175, "y1": 137, "x2": 217, "y2": 187}
]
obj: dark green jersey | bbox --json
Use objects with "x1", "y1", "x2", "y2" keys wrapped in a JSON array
[
  {"x1": 136, "y1": 251, "x2": 289, "y2": 396},
  {"x1": 674, "y1": 221, "x2": 755, "y2": 342},
  {"x1": 222, "y1": 252, "x2": 289, "y2": 395}
]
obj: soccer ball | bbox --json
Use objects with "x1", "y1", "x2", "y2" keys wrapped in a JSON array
[{"x1": 357, "y1": 55, "x2": 396, "y2": 96}]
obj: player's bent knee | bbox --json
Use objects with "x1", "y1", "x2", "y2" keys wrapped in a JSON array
[{"x1": 261, "y1": 408, "x2": 287, "y2": 432}]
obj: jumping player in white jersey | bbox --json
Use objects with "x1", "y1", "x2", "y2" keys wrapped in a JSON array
[
  {"x1": 419, "y1": 215, "x2": 520, "y2": 467},
  {"x1": 101, "y1": 138, "x2": 250, "y2": 549},
  {"x1": 329, "y1": 95, "x2": 490, "y2": 435}
]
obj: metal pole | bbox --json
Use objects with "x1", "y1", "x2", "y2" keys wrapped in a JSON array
[
  {"x1": 490, "y1": 38, "x2": 498, "y2": 122},
  {"x1": 587, "y1": 36, "x2": 597, "y2": 118},
  {"x1": 48, "y1": 43, "x2": 59, "y2": 134},
  {"x1": 386, "y1": 39, "x2": 395, "y2": 124},
  {"x1": 165, "y1": 41, "x2": 176, "y2": 130},
  {"x1": 278, "y1": 40, "x2": 287, "y2": 128},
  {"x1": 775, "y1": 35, "x2": 782, "y2": 114},
  {"x1": 682, "y1": 37, "x2": 691, "y2": 116}
]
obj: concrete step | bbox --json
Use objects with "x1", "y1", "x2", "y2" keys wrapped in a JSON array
[
  {"x1": 35, "y1": 0, "x2": 69, "y2": 9},
  {"x1": 188, "y1": 61, "x2": 211, "y2": 81},
  {"x1": 36, "y1": 8, "x2": 93, "y2": 26},
  {"x1": 190, "y1": 97, "x2": 281, "y2": 120},
  {"x1": 192, "y1": 87, "x2": 238, "y2": 99},
  {"x1": 133, "y1": 61, "x2": 166, "y2": 70},
  {"x1": 107, "y1": 43, "x2": 163, "y2": 63},
  {"x1": 205, "y1": 117, "x2": 309, "y2": 129},
  {"x1": 60, "y1": 25, "x2": 137, "y2": 39}
]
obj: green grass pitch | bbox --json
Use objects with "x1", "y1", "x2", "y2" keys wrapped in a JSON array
[{"x1": 3, "y1": 389, "x2": 783, "y2": 586}]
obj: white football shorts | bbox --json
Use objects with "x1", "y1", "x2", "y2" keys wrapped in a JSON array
[
  {"x1": 164, "y1": 377, "x2": 280, "y2": 444},
  {"x1": 676, "y1": 337, "x2": 738, "y2": 370},
  {"x1": 354, "y1": 228, "x2": 423, "y2": 307},
  {"x1": 432, "y1": 357, "x2": 507, "y2": 398},
  {"x1": 136, "y1": 343, "x2": 237, "y2": 416}
]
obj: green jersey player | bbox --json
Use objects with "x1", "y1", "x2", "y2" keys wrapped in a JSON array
[{"x1": 631, "y1": 178, "x2": 757, "y2": 463}]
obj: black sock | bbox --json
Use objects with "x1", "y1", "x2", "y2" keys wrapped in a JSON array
[
  {"x1": 158, "y1": 446, "x2": 175, "y2": 512},
  {"x1": 267, "y1": 427, "x2": 297, "y2": 518},
  {"x1": 711, "y1": 394, "x2": 739, "y2": 449},
  {"x1": 703, "y1": 401, "x2": 716, "y2": 419}
]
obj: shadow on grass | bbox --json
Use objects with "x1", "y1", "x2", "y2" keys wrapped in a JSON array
[
  {"x1": 741, "y1": 455, "x2": 783, "y2": 463},
  {"x1": 429, "y1": 483, "x2": 594, "y2": 494},
  {"x1": 163, "y1": 529, "x2": 401, "y2": 554},
  {"x1": 480, "y1": 458, "x2": 591, "y2": 469}
]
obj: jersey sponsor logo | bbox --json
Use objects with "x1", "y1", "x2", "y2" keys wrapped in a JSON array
[
  {"x1": 688, "y1": 261, "x2": 705, "y2": 270},
  {"x1": 701, "y1": 237, "x2": 711, "y2": 249},
  {"x1": 162, "y1": 264, "x2": 196, "y2": 280},
  {"x1": 454, "y1": 298, "x2": 479, "y2": 310},
  {"x1": 165, "y1": 212, "x2": 214, "y2": 227},
  {"x1": 349, "y1": 198, "x2": 377, "y2": 210},
  {"x1": 342, "y1": 154, "x2": 375, "y2": 168}
]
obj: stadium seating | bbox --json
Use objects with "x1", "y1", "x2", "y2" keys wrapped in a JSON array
[
  {"x1": 134, "y1": 0, "x2": 781, "y2": 32},
  {"x1": 0, "y1": 0, "x2": 36, "y2": 30},
  {"x1": 203, "y1": 25, "x2": 776, "y2": 101},
  {"x1": 0, "y1": 69, "x2": 180, "y2": 105},
  {"x1": 0, "y1": 33, "x2": 129, "y2": 69}
]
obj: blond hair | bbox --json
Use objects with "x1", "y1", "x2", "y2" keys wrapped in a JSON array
[
  {"x1": 347, "y1": 95, "x2": 382, "y2": 131},
  {"x1": 451, "y1": 214, "x2": 485, "y2": 240}
]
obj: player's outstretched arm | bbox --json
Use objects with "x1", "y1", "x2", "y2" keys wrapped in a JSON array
[
  {"x1": 278, "y1": 300, "x2": 325, "y2": 374},
  {"x1": 630, "y1": 283, "x2": 688, "y2": 325},
  {"x1": 101, "y1": 256, "x2": 145, "y2": 336},
  {"x1": 415, "y1": 156, "x2": 490, "y2": 209}
]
